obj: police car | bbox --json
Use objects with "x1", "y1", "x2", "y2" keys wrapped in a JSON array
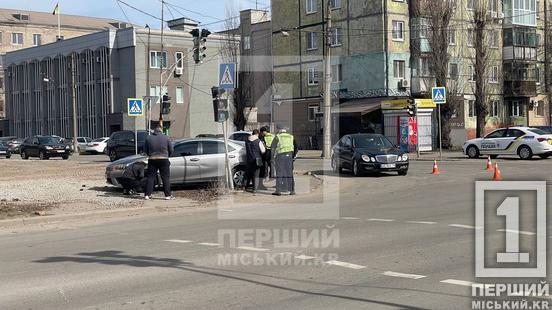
[{"x1": 463, "y1": 127, "x2": 552, "y2": 160}]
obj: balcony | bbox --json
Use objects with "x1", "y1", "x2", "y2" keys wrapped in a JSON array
[{"x1": 503, "y1": 80, "x2": 536, "y2": 97}]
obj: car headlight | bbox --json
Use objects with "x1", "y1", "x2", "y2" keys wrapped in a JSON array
[
  {"x1": 402, "y1": 154, "x2": 409, "y2": 161},
  {"x1": 111, "y1": 164, "x2": 126, "y2": 171},
  {"x1": 361, "y1": 155, "x2": 371, "y2": 162},
  {"x1": 370, "y1": 157, "x2": 376, "y2": 162},
  {"x1": 45, "y1": 146, "x2": 53, "y2": 150}
]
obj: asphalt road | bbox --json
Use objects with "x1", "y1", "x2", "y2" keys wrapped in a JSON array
[{"x1": 1, "y1": 155, "x2": 551, "y2": 310}]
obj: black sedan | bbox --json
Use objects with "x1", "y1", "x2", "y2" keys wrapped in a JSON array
[
  {"x1": 331, "y1": 134, "x2": 409, "y2": 176},
  {"x1": 0, "y1": 142, "x2": 11, "y2": 159},
  {"x1": 20, "y1": 136, "x2": 71, "y2": 160}
]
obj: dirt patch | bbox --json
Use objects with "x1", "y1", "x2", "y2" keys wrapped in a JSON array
[{"x1": 0, "y1": 201, "x2": 54, "y2": 220}]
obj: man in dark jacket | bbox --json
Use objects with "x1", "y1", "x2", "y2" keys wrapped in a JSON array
[
  {"x1": 244, "y1": 129, "x2": 266, "y2": 192},
  {"x1": 119, "y1": 161, "x2": 146, "y2": 195},
  {"x1": 143, "y1": 125, "x2": 174, "y2": 200}
]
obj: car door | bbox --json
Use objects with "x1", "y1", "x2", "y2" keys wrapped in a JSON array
[
  {"x1": 170, "y1": 141, "x2": 201, "y2": 184},
  {"x1": 503, "y1": 129, "x2": 526, "y2": 154},
  {"x1": 480, "y1": 129, "x2": 507, "y2": 154},
  {"x1": 340, "y1": 136, "x2": 354, "y2": 169},
  {"x1": 198, "y1": 141, "x2": 227, "y2": 181},
  {"x1": 119, "y1": 132, "x2": 134, "y2": 157},
  {"x1": 30, "y1": 137, "x2": 40, "y2": 156}
]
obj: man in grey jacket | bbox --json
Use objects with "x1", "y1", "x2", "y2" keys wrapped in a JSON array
[{"x1": 144, "y1": 125, "x2": 174, "y2": 200}]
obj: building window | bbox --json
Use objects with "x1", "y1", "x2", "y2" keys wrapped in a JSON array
[
  {"x1": 11, "y1": 32, "x2": 23, "y2": 45},
  {"x1": 449, "y1": 63, "x2": 458, "y2": 79},
  {"x1": 176, "y1": 86, "x2": 184, "y2": 104},
  {"x1": 418, "y1": 18, "x2": 428, "y2": 38},
  {"x1": 491, "y1": 101, "x2": 499, "y2": 117},
  {"x1": 468, "y1": 100, "x2": 476, "y2": 118},
  {"x1": 490, "y1": 66, "x2": 498, "y2": 83},
  {"x1": 510, "y1": 101, "x2": 523, "y2": 117},
  {"x1": 307, "y1": 67, "x2": 318, "y2": 85},
  {"x1": 150, "y1": 51, "x2": 167, "y2": 68},
  {"x1": 490, "y1": 30, "x2": 499, "y2": 48},
  {"x1": 467, "y1": 0, "x2": 474, "y2": 10},
  {"x1": 467, "y1": 29, "x2": 474, "y2": 47},
  {"x1": 449, "y1": 29, "x2": 456, "y2": 45},
  {"x1": 419, "y1": 58, "x2": 430, "y2": 76},
  {"x1": 537, "y1": 0, "x2": 540, "y2": 18},
  {"x1": 306, "y1": 32, "x2": 317, "y2": 50},
  {"x1": 308, "y1": 104, "x2": 319, "y2": 121},
  {"x1": 488, "y1": 0, "x2": 497, "y2": 12},
  {"x1": 32, "y1": 34, "x2": 41, "y2": 46},
  {"x1": 306, "y1": 0, "x2": 318, "y2": 13},
  {"x1": 468, "y1": 65, "x2": 476, "y2": 81},
  {"x1": 330, "y1": 28, "x2": 342, "y2": 46},
  {"x1": 331, "y1": 64, "x2": 342, "y2": 82},
  {"x1": 393, "y1": 60, "x2": 405, "y2": 79},
  {"x1": 175, "y1": 52, "x2": 184, "y2": 69},
  {"x1": 330, "y1": 0, "x2": 341, "y2": 9},
  {"x1": 392, "y1": 21, "x2": 404, "y2": 41},
  {"x1": 243, "y1": 36, "x2": 251, "y2": 50},
  {"x1": 535, "y1": 100, "x2": 545, "y2": 117}
]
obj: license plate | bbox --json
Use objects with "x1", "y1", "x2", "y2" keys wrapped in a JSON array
[
  {"x1": 57, "y1": 150, "x2": 65, "y2": 153},
  {"x1": 0, "y1": 151, "x2": 5, "y2": 154},
  {"x1": 381, "y1": 164, "x2": 396, "y2": 169}
]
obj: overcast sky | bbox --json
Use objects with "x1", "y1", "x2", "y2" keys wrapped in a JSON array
[{"x1": 1, "y1": 0, "x2": 270, "y2": 31}]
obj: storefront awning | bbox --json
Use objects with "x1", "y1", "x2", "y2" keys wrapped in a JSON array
[{"x1": 331, "y1": 101, "x2": 381, "y2": 115}]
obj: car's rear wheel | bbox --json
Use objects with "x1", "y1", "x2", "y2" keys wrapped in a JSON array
[
  {"x1": 21, "y1": 150, "x2": 28, "y2": 160},
  {"x1": 467, "y1": 145, "x2": 480, "y2": 159},
  {"x1": 109, "y1": 150, "x2": 118, "y2": 162},
  {"x1": 233, "y1": 167, "x2": 246, "y2": 188},
  {"x1": 331, "y1": 156, "x2": 342, "y2": 174},
  {"x1": 518, "y1": 146, "x2": 533, "y2": 160},
  {"x1": 39, "y1": 151, "x2": 48, "y2": 160},
  {"x1": 352, "y1": 160, "x2": 363, "y2": 177},
  {"x1": 5, "y1": 154, "x2": 11, "y2": 159},
  {"x1": 539, "y1": 154, "x2": 551, "y2": 159}
]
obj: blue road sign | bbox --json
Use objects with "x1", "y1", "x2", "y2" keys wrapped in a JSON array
[
  {"x1": 432, "y1": 87, "x2": 446, "y2": 104},
  {"x1": 128, "y1": 98, "x2": 144, "y2": 116},
  {"x1": 219, "y1": 63, "x2": 237, "y2": 89}
]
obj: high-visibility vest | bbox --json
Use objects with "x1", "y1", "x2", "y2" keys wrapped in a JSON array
[
  {"x1": 275, "y1": 132, "x2": 294, "y2": 155},
  {"x1": 264, "y1": 133, "x2": 274, "y2": 148}
]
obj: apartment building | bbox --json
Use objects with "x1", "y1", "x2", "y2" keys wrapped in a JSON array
[
  {"x1": 272, "y1": 0, "x2": 411, "y2": 149},
  {"x1": 0, "y1": 8, "x2": 126, "y2": 126}
]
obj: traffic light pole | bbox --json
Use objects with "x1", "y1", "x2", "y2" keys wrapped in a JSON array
[{"x1": 322, "y1": 0, "x2": 332, "y2": 159}]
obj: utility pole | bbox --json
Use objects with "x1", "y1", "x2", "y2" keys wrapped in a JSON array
[
  {"x1": 322, "y1": 0, "x2": 332, "y2": 159},
  {"x1": 159, "y1": 0, "x2": 165, "y2": 129},
  {"x1": 146, "y1": 24, "x2": 151, "y2": 133},
  {"x1": 71, "y1": 53, "x2": 79, "y2": 155}
]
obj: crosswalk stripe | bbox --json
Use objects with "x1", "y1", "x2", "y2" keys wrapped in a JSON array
[
  {"x1": 448, "y1": 224, "x2": 481, "y2": 230},
  {"x1": 497, "y1": 229, "x2": 535, "y2": 236},
  {"x1": 237, "y1": 246, "x2": 270, "y2": 252},
  {"x1": 405, "y1": 221, "x2": 437, "y2": 225},
  {"x1": 325, "y1": 260, "x2": 366, "y2": 270},
  {"x1": 440, "y1": 279, "x2": 475, "y2": 287},
  {"x1": 383, "y1": 271, "x2": 427, "y2": 280},
  {"x1": 367, "y1": 218, "x2": 395, "y2": 222},
  {"x1": 164, "y1": 239, "x2": 193, "y2": 244},
  {"x1": 198, "y1": 242, "x2": 222, "y2": 247},
  {"x1": 341, "y1": 217, "x2": 360, "y2": 220}
]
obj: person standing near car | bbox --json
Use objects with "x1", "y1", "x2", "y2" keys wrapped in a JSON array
[
  {"x1": 244, "y1": 129, "x2": 266, "y2": 192},
  {"x1": 144, "y1": 125, "x2": 174, "y2": 200},
  {"x1": 271, "y1": 125, "x2": 298, "y2": 196},
  {"x1": 259, "y1": 127, "x2": 274, "y2": 180}
]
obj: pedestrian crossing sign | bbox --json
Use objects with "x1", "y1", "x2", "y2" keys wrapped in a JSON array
[
  {"x1": 219, "y1": 63, "x2": 237, "y2": 89},
  {"x1": 432, "y1": 87, "x2": 446, "y2": 104},
  {"x1": 128, "y1": 98, "x2": 144, "y2": 116}
]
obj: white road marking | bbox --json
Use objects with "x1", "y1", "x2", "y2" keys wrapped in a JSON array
[
  {"x1": 219, "y1": 209, "x2": 233, "y2": 212},
  {"x1": 325, "y1": 260, "x2": 366, "y2": 270},
  {"x1": 497, "y1": 229, "x2": 535, "y2": 236},
  {"x1": 448, "y1": 224, "x2": 482, "y2": 230},
  {"x1": 197, "y1": 242, "x2": 222, "y2": 247},
  {"x1": 164, "y1": 239, "x2": 193, "y2": 244},
  {"x1": 405, "y1": 221, "x2": 437, "y2": 225},
  {"x1": 237, "y1": 246, "x2": 270, "y2": 252},
  {"x1": 295, "y1": 255, "x2": 316, "y2": 260},
  {"x1": 367, "y1": 218, "x2": 395, "y2": 222},
  {"x1": 382, "y1": 271, "x2": 427, "y2": 280},
  {"x1": 341, "y1": 217, "x2": 360, "y2": 220},
  {"x1": 440, "y1": 279, "x2": 475, "y2": 287}
]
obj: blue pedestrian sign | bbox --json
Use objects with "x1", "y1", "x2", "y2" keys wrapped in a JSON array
[
  {"x1": 432, "y1": 87, "x2": 446, "y2": 104},
  {"x1": 128, "y1": 98, "x2": 144, "y2": 116},
  {"x1": 219, "y1": 63, "x2": 237, "y2": 89}
]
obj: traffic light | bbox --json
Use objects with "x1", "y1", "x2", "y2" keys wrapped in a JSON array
[
  {"x1": 407, "y1": 98, "x2": 416, "y2": 117},
  {"x1": 211, "y1": 86, "x2": 225, "y2": 99},
  {"x1": 191, "y1": 28, "x2": 211, "y2": 64},
  {"x1": 162, "y1": 94, "x2": 171, "y2": 115},
  {"x1": 213, "y1": 99, "x2": 229, "y2": 122}
]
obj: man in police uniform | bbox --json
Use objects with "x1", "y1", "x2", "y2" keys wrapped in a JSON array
[
  {"x1": 260, "y1": 126, "x2": 274, "y2": 180},
  {"x1": 271, "y1": 125, "x2": 298, "y2": 196}
]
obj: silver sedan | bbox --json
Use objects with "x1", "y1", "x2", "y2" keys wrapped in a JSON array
[{"x1": 105, "y1": 138, "x2": 247, "y2": 187}]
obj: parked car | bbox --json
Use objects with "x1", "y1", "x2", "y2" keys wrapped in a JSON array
[
  {"x1": 6, "y1": 138, "x2": 23, "y2": 154},
  {"x1": 0, "y1": 142, "x2": 11, "y2": 159},
  {"x1": 534, "y1": 126, "x2": 552, "y2": 134},
  {"x1": 85, "y1": 137, "x2": 110, "y2": 154},
  {"x1": 229, "y1": 131, "x2": 251, "y2": 142},
  {"x1": 106, "y1": 130, "x2": 149, "y2": 162},
  {"x1": 331, "y1": 134, "x2": 409, "y2": 176},
  {"x1": 106, "y1": 138, "x2": 247, "y2": 187},
  {"x1": 463, "y1": 127, "x2": 552, "y2": 160},
  {"x1": 20, "y1": 135, "x2": 71, "y2": 160}
]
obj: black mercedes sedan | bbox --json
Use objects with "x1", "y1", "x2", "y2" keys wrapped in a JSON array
[
  {"x1": 20, "y1": 136, "x2": 71, "y2": 160},
  {"x1": 331, "y1": 134, "x2": 409, "y2": 176}
]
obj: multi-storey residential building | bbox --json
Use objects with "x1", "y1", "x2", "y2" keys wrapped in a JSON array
[
  {"x1": 272, "y1": 0, "x2": 411, "y2": 149},
  {"x1": 3, "y1": 20, "x2": 234, "y2": 139},
  {"x1": 0, "y1": 8, "x2": 125, "y2": 129}
]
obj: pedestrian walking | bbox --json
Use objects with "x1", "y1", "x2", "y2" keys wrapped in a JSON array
[
  {"x1": 144, "y1": 124, "x2": 174, "y2": 200},
  {"x1": 259, "y1": 126, "x2": 274, "y2": 180},
  {"x1": 271, "y1": 125, "x2": 298, "y2": 196},
  {"x1": 119, "y1": 161, "x2": 147, "y2": 195},
  {"x1": 244, "y1": 129, "x2": 266, "y2": 192}
]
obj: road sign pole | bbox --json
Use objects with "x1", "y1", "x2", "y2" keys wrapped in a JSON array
[
  {"x1": 135, "y1": 118, "x2": 138, "y2": 155},
  {"x1": 438, "y1": 104, "x2": 442, "y2": 159}
]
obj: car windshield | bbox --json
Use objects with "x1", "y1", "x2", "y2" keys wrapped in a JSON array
[
  {"x1": 38, "y1": 136, "x2": 60, "y2": 144},
  {"x1": 353, "y1": 136, "x2": 394, "y2": 149},
  {"x1": 528, "y1": 128, "x2": 549, "y2": 135}
]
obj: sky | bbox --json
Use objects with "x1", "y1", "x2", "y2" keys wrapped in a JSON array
[{"x1": 1, "y1": 0, "x2": 270, "y2": 31}]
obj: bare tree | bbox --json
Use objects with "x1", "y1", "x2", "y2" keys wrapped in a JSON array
[{"x1": 220, "y1": 3, "x2": 249, "y2": 130}]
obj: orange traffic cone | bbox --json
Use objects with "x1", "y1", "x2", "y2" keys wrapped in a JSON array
[
  {"x1": 485, "y1": 156, "x2": 494, "y2": 171},
  {"x1": 492, "y1": 163, "x2": 502, "y2": 181},
  {"x1": 431, "y1": 160, "x2": 441, "y2": 175}
]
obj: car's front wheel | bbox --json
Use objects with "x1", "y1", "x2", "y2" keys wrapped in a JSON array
[
  {"x1": 21, "y1": 150, "x2": 28, "y2": 160},
  {"x1": 39, "y1": 151, "x2": 48, "y2": 160},
  {"x1": 467, "y1": 145, "x2": 480, "y2": 159},
  {"x1": 518, "y1": 146, "x2": 533, "y2": 160},
  {"x1": 233, "y1": 167, "x2": 246, "y2": 188},
  {"x1": 5, "y1": 153, "x2": 11, "y2": 159},
  {"x1": 331, "y1": 156, "x2": 342, "y2": 174},
  {"x1": 109, "y1": 150, "x2": 118, "y2": 162},
  {"x1": 352, "y1": 160, "x2": 363, "y2": 177},
  {"x1": 62, "y1": 155, "x2": 69, "y2": 160}
]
